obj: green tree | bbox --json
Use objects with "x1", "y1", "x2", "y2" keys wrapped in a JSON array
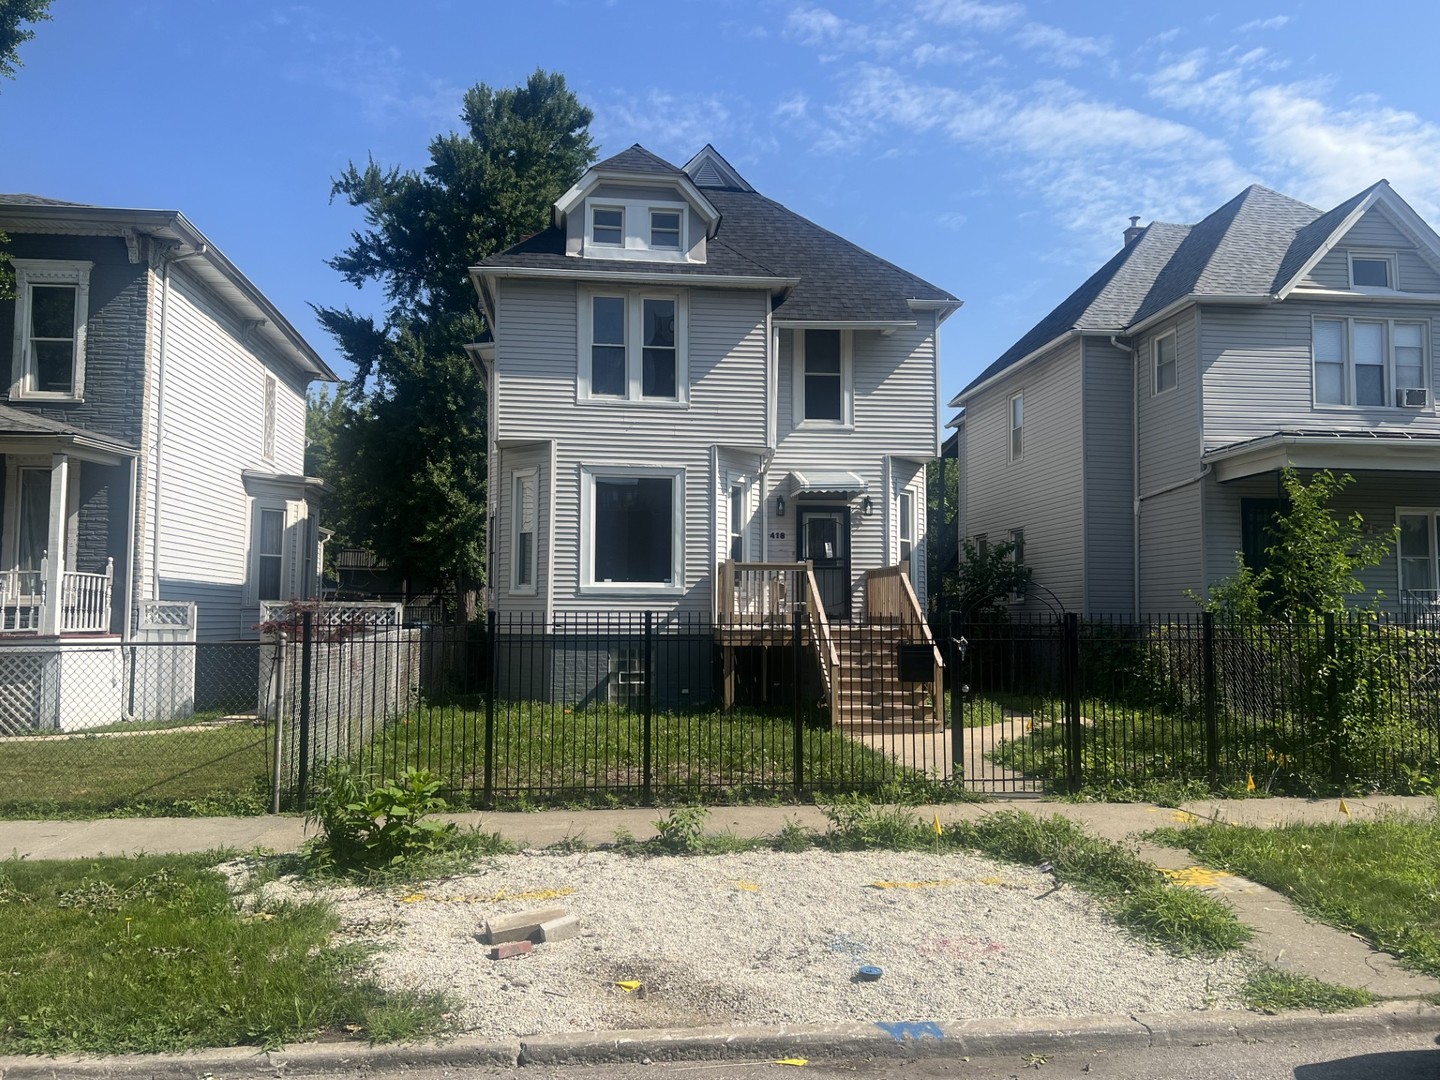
[
  {"x1": 0, "y1": 0, "x2": 53, "y2": 299},
  {"x1": 1200, "y1": 469, "x2": 1397, "y2": 620},
  {"x1": 949, "y1": 537, "x2": 1029, "y2": 621},
  {"x1": 316, "y1": 70, "x2": 596, "y2": 596}
]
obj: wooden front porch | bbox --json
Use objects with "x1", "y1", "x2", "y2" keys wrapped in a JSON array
[{"x1": 715, "y1": 560, "x2": 943, "y2": 731}]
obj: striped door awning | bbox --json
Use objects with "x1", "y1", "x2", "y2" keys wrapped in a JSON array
[{"x1": 786, "y1": 470, "x2": 868, "y2": 497}]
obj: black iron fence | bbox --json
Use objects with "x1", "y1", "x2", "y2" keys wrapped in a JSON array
[
  {"x1": 954, "y1": 611, "x2": 1440, "y2": 795},
  {"x1": 2, "y1": 608, "x2": 1435, "y2": 816}
]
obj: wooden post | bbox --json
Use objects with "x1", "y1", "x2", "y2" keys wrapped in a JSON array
[{"x1": 40, "y1": 453, "x2": 68, "y2": 636}]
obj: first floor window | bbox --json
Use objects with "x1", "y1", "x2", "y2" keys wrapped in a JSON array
[
  {"x1": 1314, "y1": 317, "x2": 1429, "y2": 407},
  {"x1": 257, "y1": 508, "x2": 285, "y2": 601},
  {"x1": 898, "y1": 490, "x2": 914, "y2": 565},
  {"x1": 1008, "y1": 528, "x2": 1025, "y2": 601},
  {"x1": 729, "y1": 484, "x2": 746, "y2": 562},
  {"x1": 1399, "y1": 512, "x2": 1438, "y2": 596},
  {"x1": 10, "y1": 259, "x2": 91, "y2": 400},
  {"x1": 1009, "y1": 391, "x2": 1024, "y2": 461},
  {"x1": 592, "y1": 474, "x2": 677, "y2": 585},
  {"x1": 582, "y1": 290, "x2": 686, "y2": 402},
  {"x1": 512, "y1": 470, "x2": 537, "y2": 592}
]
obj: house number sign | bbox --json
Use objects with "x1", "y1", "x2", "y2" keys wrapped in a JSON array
[{"x1": 769, "y1": 531, "x2": 787, "y2": 540}]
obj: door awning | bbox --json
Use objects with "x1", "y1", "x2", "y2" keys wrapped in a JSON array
[{"x1": 787, "y1": 469, "x2": 868, "y2": 497}]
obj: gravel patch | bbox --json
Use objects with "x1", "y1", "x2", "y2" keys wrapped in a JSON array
[{"x1": 230, "y1": 849, "x2": 1248, "y2": 1036}]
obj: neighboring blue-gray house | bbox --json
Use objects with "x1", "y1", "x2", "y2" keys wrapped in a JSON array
[
  {"x1": 0, "y1": 195, "x2": 335, "y2": 645},
  {"x1": 951, "y1": 180, "x2": 1440, "y2": 618},
  {"x1": 469, "y1": 145, "x2": 958, "y2": 721}
]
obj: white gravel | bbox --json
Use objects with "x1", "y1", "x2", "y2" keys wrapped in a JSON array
[{"x1": 227, "y1": 849, "x2": 1248, "y2": 1036}]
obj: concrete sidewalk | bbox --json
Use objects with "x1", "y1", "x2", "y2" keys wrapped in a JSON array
[
  {"x1": 2, "y1": 794, "x2": 1431, "y2": 861},
  {"x1": 4, "y1": 795, "x2": 1437, "y2": 1001}
]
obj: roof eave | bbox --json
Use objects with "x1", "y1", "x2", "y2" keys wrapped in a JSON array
[
  {"x1": 473, "y1": 265, "x2": 799, "y2": 290},
  {"x1": 909, "y1": 297, "x2": 964, "y2": 325},
  {"x1": 1124, "y1": 293, "x2": 1271, "y2": 338}
]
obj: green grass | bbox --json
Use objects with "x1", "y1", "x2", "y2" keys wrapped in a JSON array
[
  {"x1": 359, "y1": 704, "x2": 932, "y2": 807},
  {"x1": 0, "y1": 724, "x2": 272, "y2": 818},
  {"x1": 1241, "y1": 967, "x2": 1376, "y2": 1013},
  {"x1": 0, "y1": 853, "x2": 449, "y2": 1054},
  {"x1": 1154, "y1": 808, "x2": 1440, "y2": 978}
]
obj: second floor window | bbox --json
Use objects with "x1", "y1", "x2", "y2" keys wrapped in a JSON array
[
  {"x1": 1153, "y1": 332, "x2": 1177, "y2": 394},
  {"x1": 9, "y1": 259, "x2": 91, "y2": 401},
  {"x1": 795, "y1": 328, "x2": 852, "y2": 425},
  {"x1": 592, "y1": 207, "x2": 623, "y2": 246},
  {"x1": 1009, "y1": 391, "x2": 1024, "y2": 461},
  {"x1": 582, "y1": 290, "x2": 687, "y2": 403},
  {"x1": 1314, "y1": 317, "x2": 1428, "y2": 408}
]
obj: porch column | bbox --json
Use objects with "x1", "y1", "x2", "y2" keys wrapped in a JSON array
[{"x1": 40, "y1": 453, "x2": 68, "y2": 636}]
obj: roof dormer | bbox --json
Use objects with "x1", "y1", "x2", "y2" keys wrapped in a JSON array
[{"x1": 554, "y1": 144, "x2": 720, "y2": 265}]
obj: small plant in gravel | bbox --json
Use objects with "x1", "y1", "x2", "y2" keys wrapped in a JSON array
[
  {"x1": 305, "y1": 764, "x2": 460, "y2": 874},
  {"x1": 544, "y1": 832, "x2": 591, "y2": 854},
  {"x1": 820, "y1": 794, "x2": 929, "y2": 850},
  {"x1": 1241, "y1": 967, "x2": 1376, "y2": 1013},
  {"x1": 652, "y1": 805, "x2": 711, "y2": 854},
  {"x1": 772, "y1": 819, "x2": 819, "y2": 852}
]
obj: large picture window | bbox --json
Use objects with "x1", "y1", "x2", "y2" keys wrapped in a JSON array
[
  {"x1": 580, "y1": 289, "x2": 686, "y2": 403},
  {"x1": 1314, "y1": 317, "x2": 1430, "y2": 408},
  {"x1": 9, "y1": 259, "x2": 91, "y2": 401},
  {"x1": 582, "y1": 467, "x2": 683, "y2": 591}
]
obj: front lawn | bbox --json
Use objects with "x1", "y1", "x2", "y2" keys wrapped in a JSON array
[
  {"x1": 0, "y1": 723, "x2": 271, "y2": 818},
  {"x1": 0, "y1": 853, "x2": 447, "y2": 1054},
  {"x1": 1153, "y1": 808, "x2": 1440, "y2": 979},
  {"x1": 354, "y1": 704, "x2": 924, "y2": 806}
]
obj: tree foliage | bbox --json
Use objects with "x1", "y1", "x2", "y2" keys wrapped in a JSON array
[
  {"x1": 948, "y1": 537, "x2": 1029, "y2": 620},
  {"x1": 0, "y1": 0, "x2": 49, "y2": 84},
  {"x1": 1199, "y1": 469, "x2": 1398, "y2": 621},
  {"x1": 315, "y1": 70, "x2": 596, "y2": 593}
]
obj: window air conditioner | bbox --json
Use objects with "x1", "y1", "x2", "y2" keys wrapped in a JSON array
[{"x1": 1396, "y1": 387, "x2": 1429, "y2": 408}]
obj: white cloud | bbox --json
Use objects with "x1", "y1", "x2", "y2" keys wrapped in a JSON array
[
  {"x1": 1013, "y1": 23, "x2": 1108, "y2": 67},
  {"x1": 917, "y1": 0, "x2": 1025, "y2": 30},
  {"x1": 1239, "y1": 15, "x2": 1290, "y2": 31},
  {"x1": 595, "y1": 90, "x2": 741, "y2": 167},
  {"x1": 783, "y1": 4, "x2": 911, "y2": 56},
  {"x1": 775, "y1": 94, "x2": 809, "y2": 120}
]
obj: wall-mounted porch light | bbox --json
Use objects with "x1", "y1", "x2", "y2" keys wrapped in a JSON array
[
  {"x1": 862, "y1": 495, "x2": 873, "y2": 516},
  {"x1": 776, "y1": 494, "x2": 786, "y2": 517}
]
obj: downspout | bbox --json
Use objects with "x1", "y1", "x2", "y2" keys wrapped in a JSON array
[
  {"x1": 1111, "y1": 334, "x2": 1139, "y2": 618},
  {"x1": 149, "y1": 244, "x2": 208, "y2": 602}
]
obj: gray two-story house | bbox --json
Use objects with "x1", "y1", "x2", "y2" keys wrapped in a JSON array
[
  {"x1": 952, "y1": 180, "x2": 1440, "y2": 618},
  {"x1": 470, "y1": 145, "x2": 958, "y2": 722}
]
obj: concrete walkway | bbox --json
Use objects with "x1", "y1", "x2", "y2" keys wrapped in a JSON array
[{"x1": 4, "y1": 795, "x2": 1437, "y2": 1000}]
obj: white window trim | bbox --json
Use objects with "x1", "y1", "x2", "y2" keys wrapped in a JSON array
[
  {"x1": 1349, "y1": 250, "x2": 1399, "y2": 294},
  {"x1": 897, "y1": 488, "x2": 915, "y2": 566},
  {"x1": 9, "y1": 258, "x2": 92, "y2": 402},
  {"x1": 1397, "y1": 507, "x2": 1440, "y2": 599},
  {"x1": 1152, "y1": 330, "x2": 1178, "y2": 396},
  {"x1": 1311, "y1": 315, "x2": 1431, "y2": 410},
  {"x1": 579, "y1": 464, "x2": 685, "y2": 596},
  {"x1": 728, "y1": 481, "x2": 749, "y2": 563},
  {"x1": 510, "y1": 467, "x2": 539, "y2": 596},
  {"x1": 577, "y1": 287, "x2": 688, "y2": 406},
  {"x1": 791, "y1": 327, "x2": 854, "y2": 429},
  {"x1": 247, "y1": 500, "x2": 290, "y2": 606},
  {"x1": 583, "y1": 196, "x2": 690, "y2": 262},
  {"x1": 1008, "y1": 390, "x2": 1024, "y2": 463}
]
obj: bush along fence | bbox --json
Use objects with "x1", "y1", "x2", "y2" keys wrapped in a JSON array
[{"x1": 954, "y1": 611, "x2": 1440, "y2": 796}]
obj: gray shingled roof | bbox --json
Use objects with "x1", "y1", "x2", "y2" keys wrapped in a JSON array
[
  {"x1": 957, "y1": 182, "x2": 1401, "y2": 401},
  {"x1": 0, "y1": 404, "x2": 135, "y2": 453},
  {"x1": 0, "y1": 193, "x2": 91, "y2": 207},
  {"x1": 478, "y1": 147, "x2": 957, "y2": 323},
  {"x1": 960, "y1": 221, "x2": 1191, "y2": 392},
  {"x1": 590, "y1": 144, "x2": 685, "y2": 176}
]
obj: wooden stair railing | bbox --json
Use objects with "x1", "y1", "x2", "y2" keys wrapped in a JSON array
[
  {"x1": 864, "y1": 565, "x2": 944, "y2": 720},
  {"x1": 803, "y1": 563, "x2": 840, "y2": 727}
]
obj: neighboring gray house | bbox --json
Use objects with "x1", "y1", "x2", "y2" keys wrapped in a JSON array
[
  {"x1": 469, "y1": 145, "x2": 958, "y2": 719},
  {"x1": 0, "y1": 196, "x2": 335, "y2": 644},
  {"x1": 951, "y1": 180, "x2": 1440, "y2": 618}
]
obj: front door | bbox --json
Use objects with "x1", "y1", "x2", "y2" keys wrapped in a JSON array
[{"x1": 797, "y1": 505, "x2": 850, "y2": 620}]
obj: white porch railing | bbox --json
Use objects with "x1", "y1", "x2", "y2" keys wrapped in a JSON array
[
  {"x1": 0, "y1": 559, "x2": 114, "y2": 635},
  {"x1": 1402, "y1": 589, "x2": 1440, "y2": 623}
]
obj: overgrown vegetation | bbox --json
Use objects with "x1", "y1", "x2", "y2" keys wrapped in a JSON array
[
  {"x1": 946, "y1": 536, "x2": 1030, "y2": 621},
  {"x1": 1241, "y1": 967, "x2": 1376, "y2": 1013},
  {"x1": 1154, "y1": 808, "x2": 1440, "y2": 978},
  {"x1": 0, "y1": 853, "x2": 449, "y2": 1054}
]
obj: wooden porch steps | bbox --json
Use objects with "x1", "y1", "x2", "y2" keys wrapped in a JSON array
[{"x1": 830, "y1": 625, "x2": 941, "y2": 732}]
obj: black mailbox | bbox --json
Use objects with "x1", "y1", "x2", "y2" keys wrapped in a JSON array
[{"x1": 896, "y1": 643, "x2": 934, "y2": 682}]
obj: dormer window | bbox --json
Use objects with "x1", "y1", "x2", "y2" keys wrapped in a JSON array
[
  {"x1": 592, "y1": 207, "x2": 624, "y2": 246},
  {"x1": 581, "y1": 197, "x2": 690, "y2": 261},
  {"x1": 650, "y1": 210, "x2": 682, "y2": 249},
  {"x1": 1350, "y1": 251, "x2": 1397, "y2": 292}
]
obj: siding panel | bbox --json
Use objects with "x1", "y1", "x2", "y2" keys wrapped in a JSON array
[{"x1": 1082, "y1": 338, "x2": 1135, "y2": 615}]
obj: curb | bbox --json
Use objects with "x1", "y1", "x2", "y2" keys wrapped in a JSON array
[{"x1": 0, "y1": 1004, "x2": 1435, "y2": 1077}]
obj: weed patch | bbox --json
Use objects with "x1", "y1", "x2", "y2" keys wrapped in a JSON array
[{"x1": 1242, "y1": 967, "x2": 1376, "y2": 1013}]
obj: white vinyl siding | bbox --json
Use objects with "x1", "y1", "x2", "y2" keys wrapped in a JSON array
[
  {"x1": 1081, "y1": 338, "x2": 1135, "y2": 616},
  {"x1": 149, "y1": 265, "x2": 310, "y2": 639},
  {"x1": 1301, "y1": 208, "x2": 1440, "y2": 293}
]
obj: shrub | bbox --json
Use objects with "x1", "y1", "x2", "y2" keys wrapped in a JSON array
[{"x1": 305, "y1": 764, "x2": 456, "y2": 872}]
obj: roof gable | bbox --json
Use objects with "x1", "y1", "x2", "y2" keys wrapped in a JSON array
[{"x1": 682, "y1": 145, "x2": 754, "y2": 192}]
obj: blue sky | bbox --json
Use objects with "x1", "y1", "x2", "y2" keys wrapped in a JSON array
[{"x1": 6, "y1": 1, "x2": 1440, "y2": 406}]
